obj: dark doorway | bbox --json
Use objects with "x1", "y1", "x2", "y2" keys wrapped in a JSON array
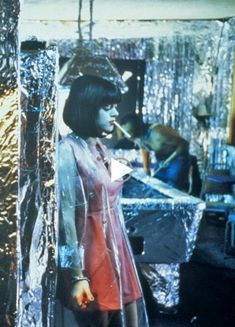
[{"x1": 106, "y1": 58, "x2": 146, "y2": 147}]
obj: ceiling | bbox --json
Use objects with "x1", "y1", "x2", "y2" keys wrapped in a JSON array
[
  {"x1": 22, "y1": 0, "x2": 235, "y2": 21},
  {"x1": 20, "y1": 0, "x2": 235, "y2": 41}
]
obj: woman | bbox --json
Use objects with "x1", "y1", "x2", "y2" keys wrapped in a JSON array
[{"x1": 57, "y1": 75, "x2": 148, "y2": 327}]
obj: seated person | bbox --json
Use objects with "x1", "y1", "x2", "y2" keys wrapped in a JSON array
[
  {"x1": 144, "y1": 124, "x2": 201, "y2": 196},
  {"x1": 115, "y1": 116, "x2": 201, "y2": 196}
]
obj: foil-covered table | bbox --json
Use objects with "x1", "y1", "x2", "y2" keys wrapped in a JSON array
[{"x1": 121, "y1": 170, "x2": 205, "y2": 311}]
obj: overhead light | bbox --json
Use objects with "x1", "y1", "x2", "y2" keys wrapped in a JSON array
[
  {"x1": 122, "y1": 71, "x2": 133, "y2": 82},
  {"x1": 58, "y1": 49, "x2": 128, "y2": 94},
  {"x1": 58, "y1": 0, "x2": 128, "y2": 94}
]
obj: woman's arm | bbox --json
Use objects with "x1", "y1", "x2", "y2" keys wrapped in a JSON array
[
  {"x1": 58, "y1": 141, "x2": 94, "y2": 308},
  {"x1": 141, "y1": 148, "x2": 151, "y2": 174},
  {"x1": 58, "y1": 142, "x2": 80, "y2": 269}
]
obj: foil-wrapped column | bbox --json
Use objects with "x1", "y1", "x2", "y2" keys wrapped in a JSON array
[
  {"x1": 0, "y1": 0, "x2": 20, "y2": 325},
  {"x1": 17, "y1": 48, "x2": 58, "y2": 327}
]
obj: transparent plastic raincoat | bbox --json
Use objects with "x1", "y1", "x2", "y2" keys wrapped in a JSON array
[{"x1": 57, "y1": 133, "x2": 149, "y2": 327}]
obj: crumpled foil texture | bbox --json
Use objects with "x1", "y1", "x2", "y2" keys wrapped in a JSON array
[
  {"x1": 121, "y1": 172, "x2": 204, "y2": 312},
  {"x1": 140, "y1": 263, "x2": 180, "y2": 312},
  {"x1": 0, "y1": 0, "x2": 20, "y2": 325},
  {"x1": 17, "y1": 48, "x2": 57, "y2": 327},
  {"x1": 0, "y1": 0, "x2": 20, "y2": 96},
  {"x1": 122, "y1": 172, "x2": 204, "y2": 263}
]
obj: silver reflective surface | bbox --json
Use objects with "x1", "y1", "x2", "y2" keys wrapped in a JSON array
[
  {"x1": 0, "y1": 0, "x2": 20, "y2": 325},
  {"x1": 17, "y1": 48, "x2": 58, "y2": 327},
  {"x1": 140, "y1": 263, "x2": 180, "y2": 312},
  {"x1": 121, "y1": 171, "x2": 205, "y2": 311}
]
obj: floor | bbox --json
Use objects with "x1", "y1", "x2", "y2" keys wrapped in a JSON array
[
  {"x1": 147, "y1": 262, "x2": 235, "y2": 327},
  {"x1": 143, "y1": 213, "x2": 235, "y2": 327}
]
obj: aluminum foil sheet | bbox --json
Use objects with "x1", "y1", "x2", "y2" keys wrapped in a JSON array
[
  {"x1": 121, "y1": 171, "x2": 205, "y2": 263},
  {"x1": 0, "y1": 91, "x2": 18, "y2": 326},
  {"x1": 140, "y1": 263, "x2": 180, "y2": 313},
  {"x1": 0, "y1": 0, "x2": 20, "y2": 325},
  {"x1": 0, "y1": 0, "x2": 20, "y2": 96},
  {"x1": 121, "y1": 171, "x2": 204, "y2": 312},
  {"x1": 17, "y1": 48, "x2": 58, "y2": 327}
]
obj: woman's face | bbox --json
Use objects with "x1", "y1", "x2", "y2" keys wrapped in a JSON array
[{"x1": 96, "y1": 104, "x2": 119, "y2": 134}]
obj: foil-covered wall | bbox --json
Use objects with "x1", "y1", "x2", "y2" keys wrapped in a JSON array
[
  {"x1": 17, "y1": 48, "x2": 58, "y2": 327},
  {"x1": 53, "y1": 19, "x2": 235, "y2": 172},
  {"x1": 0, "y1": 0, "x2": 20, "y2": 325}
]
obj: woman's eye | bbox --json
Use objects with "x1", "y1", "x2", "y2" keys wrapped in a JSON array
[{"x1": 104, "y1": 105, "x2": 117, "y2": 111}]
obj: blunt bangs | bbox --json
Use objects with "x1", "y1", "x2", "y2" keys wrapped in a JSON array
[{"x1": 63, "y1": 75, "x2": 121, "y2": 137}]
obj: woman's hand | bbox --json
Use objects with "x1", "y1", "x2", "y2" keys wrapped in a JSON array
[{"x1": 71, "y1": 280, "x2": 94, "y2": 309}]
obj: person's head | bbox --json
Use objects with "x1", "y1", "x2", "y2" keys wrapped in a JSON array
[
  {"x1": 63, "y1": 75, "x2": 121, "y2": 137},
  {"x1": 145, "y1": 124, "x2": 189, "y2": 157},
  {"x1": 119, "y1": 113, "x2": 146, "y2": 140}
]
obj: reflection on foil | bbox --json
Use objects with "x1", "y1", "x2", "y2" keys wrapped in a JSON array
[
  {"x1": 140, "y1": 263, "x2": 180, "y2": 313},
  {"x1": 0, "y1": 0, "x2": 20, "y2": 325},
  {"x1": 0, "y1": 1, "x2": 20, "y2": 97},
  {"x1": 17, "y1": 48, "x2": 57, "y2": 327},
  {"x1": 0, "y1": 91, "x2": 18, "y2": 326},
  {"x1": 121, "y1": 171, "x2": 205, "y2": 312},
  {"x1": 122, "y1": 172, "x2": 204, "y2": 263}
]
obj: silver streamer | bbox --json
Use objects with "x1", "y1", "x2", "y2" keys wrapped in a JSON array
[
  {"x1": 17, "y1": 48, "x2": 58, "y2": 327},
  {"x1": 143, "y1": 35, "x2": 195, "y2": 136},
  {"x1": 0, "y1": 0, "x2": 20, "y2": 325}
]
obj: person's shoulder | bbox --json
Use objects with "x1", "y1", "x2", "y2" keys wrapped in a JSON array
[
  {"x1": 58, "y1": 135, "x2": 83, "y2": 164},
  {"x1": 59, "y1": 138, "x2": 74, "y2": 162}
]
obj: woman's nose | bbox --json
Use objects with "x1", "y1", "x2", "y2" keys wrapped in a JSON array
[{"x1": 111, "y1": 107, "x2": 119, "y2": 117}]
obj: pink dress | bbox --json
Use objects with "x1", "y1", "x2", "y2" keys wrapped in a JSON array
[{"x1": 60, "y1": 135, "x2": 141, "y2": 311}]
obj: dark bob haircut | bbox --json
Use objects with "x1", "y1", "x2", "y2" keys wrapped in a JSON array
[{"x1": 63, "y1": 75, "x2": 121, "y2": 137}]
